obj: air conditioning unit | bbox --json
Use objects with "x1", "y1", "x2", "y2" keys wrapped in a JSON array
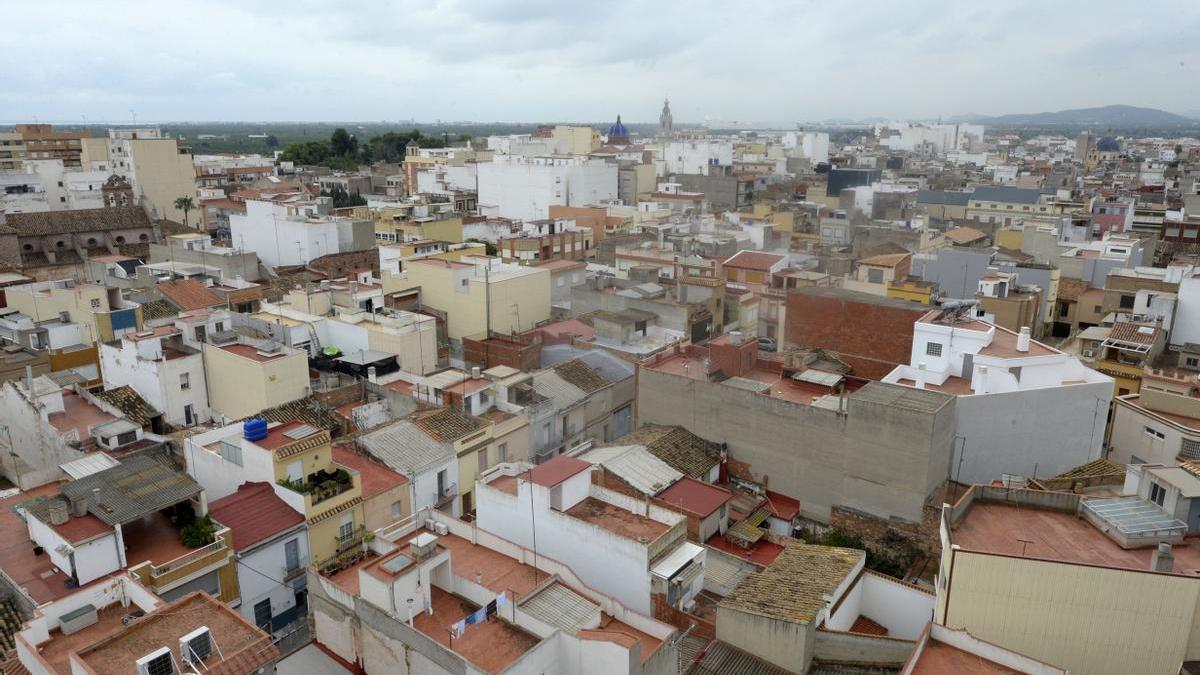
[
  {"x1": 434, "y1": 522, "x2": 449, "y2": 536},
  {"x1": 1082, "y1": 349, "x2": 1094, "y2": 358},
  {"x1": 180, "y1": 626, "x2": 214, "y2": 666},
  {"x1": 424, "y1": 519, "x2": 436, "y2": 532},
  {"x1": 136, "y1": 646, "x2": 175, "y2": 675}
]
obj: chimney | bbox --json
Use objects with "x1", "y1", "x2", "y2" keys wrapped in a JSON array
[
  {"x1": 1152, "y1": 542, "x2": 1174, "y2": 573},
  {"x1": 976, "y1": 365, "x2": 988, "y2": 395},
  {"x1": 915, "y1": 362, "x2": 927, "y2": 389},
  {"x1": 71, "y1": 495, "x2": 87, "y2": 518},
  {"x1": 472, "y1": 366, "x2": 481, "y2": 379},
  {"x1": 1016, "y1": 326, "x2": 1031, "y2": 353}
]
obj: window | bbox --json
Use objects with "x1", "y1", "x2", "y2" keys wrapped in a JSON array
[
  {"x1": 284, "y1": 538, "x2": 300, "y2": 571},
  {"x1": 477, "y1": 448, "x2": 488, "y2": 473},
  {"x1": 1188, "y1": 357, "x2": 1199, "y2": 368},
  {"x1": 219, "y1": 440, "x2": 242, "y2": 466},
  {"x1": 1119, "y1": 295, "x2": 1135, "y2": 310},
  {"x1": 1150, "y1": 481, "x2": 1167, "y2": 506},
  {"x1": 498, "y1": 443, "x2": 507, "y2": 463},
  {"x1": 391, "y1": 501, "x2": 403, "y2": 518},
  {"x1": 1059, "y1": 303, "x2": 1070, "y2": 318},
  {"x1": 338, "y1": 514, "x2": 354, "y2": 542},
  {"x1": 287, "y1": 460, "x2": 303, "y2": 481},
  {"x1": 867, "y1": 268, "x2": 884, "y2": 284},
  {"x1": 925, "y1": 341, "x2": 943, "y2": 357},
  {"x1": 179, "y1": 373, "x2": 190, "y2": 390},
  {"x1": 1094, "y1": 305, "x2": 1102, "y2": 314},
  {"x1": 1145, "y1": 426, "x2": 1166, "y2": 441},
  {"x1": 89, "y1": 298, "x2": 101, "y2": 309}
]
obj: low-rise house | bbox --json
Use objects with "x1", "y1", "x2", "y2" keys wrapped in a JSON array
[
  {"x1": 185, "y1": 420, "x2": 367, "y2": 576},
  {"x1": 209, "y1": 481, "x2": 310, "y2": 633},
  {"x1": 717, "y1": 542, "x2": 934, "y2": 673},
  {"x1": 882, "y1": 305, "x2": 1112, "y2": 484},
  {"x1": 201, "y1": 336, "x2": 310, "y2": 421},
  {"x1": 332, "y1": 446, "x2": 412, "y2": 530},
  {"x1": 311, "y1": 506, "x2": 678, "y2": 674},
  {"x1": 98, "y1": 323, "x2": 208, "y2": 427},
  {"x1": 1110, "y1": 368, "x2": 1200, "y2": 466},
  {"x1": 936, "y1": 484, "x2": 1200, "y2": 675},
  {"x1": 477, "y1": 455, "x2": 703, "y2": 618},
  {"x1": 531, "y1": 352, "x2": 636, "y2": 458},
  {"x1": 23, "y1": 447, "x2": 239, "y2": 603}
]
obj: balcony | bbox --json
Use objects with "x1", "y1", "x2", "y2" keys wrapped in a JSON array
[
  {"x1": 434, "y1": 482, "x2": 458, "y2": 508},
  {"x1": 276, "y1": 463, "x2": 362, "y2": 516}
]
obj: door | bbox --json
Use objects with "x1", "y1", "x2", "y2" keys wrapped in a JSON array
[
  {"x1": 195, "y1": 325, "x2": 207, "y2": 343},
  {"x1": 287, "y1": 460, "x2": 303, "y2": 482},
  {"x1": 611, "y1": 404, "x2": 633, "y2": 440},
  {"x1": 253, "y1": 599, "x2": 272, "y2": 630},
  {"x1": 184, "y1": 404, "x2": 194, "y2": 426},
  {"x1": 436, "y1": 469, "x2": 446, "y2": 496}
]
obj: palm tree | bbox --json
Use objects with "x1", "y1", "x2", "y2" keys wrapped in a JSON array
[{"x1": 174, "y1": 196, "x2": 195, "y2": 229}]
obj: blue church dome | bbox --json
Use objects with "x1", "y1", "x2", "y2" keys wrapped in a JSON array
[
  {"x1": 1097, "y1": 137, "x2": 1120, "y2": 152},
  {"x1": 607, "y1": 115, "x2": 629, "y2": 140}
]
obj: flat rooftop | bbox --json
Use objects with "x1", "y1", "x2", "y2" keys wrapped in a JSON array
[
  {"x1": 219, "y1": 342, "x2": 292, "y2": 362},
  {"x1": 563, "y1": 497, "x2": 670, "y2": 542},
  {"x1": 911, "y1": 636, "x2": 1024, "y2": 674},
  {"x1": 952, "y1": 501, "x2": 1200, "y2": 574},
  {"x1": 412, "y1": 586, "x2": 540, "y2": 674},
  {"x1": 643, "y1": 353, "x2": 857, "y2": 406}
]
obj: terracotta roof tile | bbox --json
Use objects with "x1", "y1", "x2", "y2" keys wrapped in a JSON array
[
  {"x1": 720, "y1": 543, "x2": 862, "y2": 624},
  {"x1": 414, "y1": 407, "x2": 481, "y2": 443},
  {"x1": 553, "y1": 358, "x2": 610, "y2": 393},
  {"x1": 93, "y1": 386, "x2": 161, "y2": 426},
  {"x1": 156, "y1": 278, "x2": 223, "y2": 311},
  {"x1": 3, "y1": 206, "x2": 152, "y2": 236},
  {"x1": 209, "y1": 482, "x2": 304, "y2": 550},
  {"x1": 722, "y1": 250, "x2": 786, "y2": 272},
  {"x1": 332, "y1": 447, "x2": 409, "y2": 499}
]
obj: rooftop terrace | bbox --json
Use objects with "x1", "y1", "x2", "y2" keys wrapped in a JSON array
[{"x1": 564, "y1": 496, "x2": 671, "y2": 542}]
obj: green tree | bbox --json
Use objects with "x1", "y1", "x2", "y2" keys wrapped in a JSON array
[
  {"x1": 180, "y1": 514, "x2": 215, "y2": 547},
  {"x1": 330, "y1": 127, "x2": 357, "y2": 157},
  {"x1": 466, "y1": 238, "x2": 498, "y2": 256},
  {"x1": 281, "y1": 140, "x2": 333, "y2": 165},
  {"x1": 173, "y1": 196, "x2": 195, "y2": 228},
  {"x1": 322, "y1": 186, "x2": 367, "y2": 208}
]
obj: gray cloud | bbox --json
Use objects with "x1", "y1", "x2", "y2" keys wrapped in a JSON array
[{"x1": 2, "y1": 0, "x2": 1199, "y2": 124}]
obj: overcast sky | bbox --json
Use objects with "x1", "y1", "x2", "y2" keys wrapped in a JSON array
[{"x1": 4, "y1": 0, "x2": 1200, "y2": 125}]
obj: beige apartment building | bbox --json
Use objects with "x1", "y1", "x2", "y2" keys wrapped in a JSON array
[
  {"x1": 384, "y1": 256, "x2": 551, "y2": 344},
  {"x1": 201, "y1": 337, "x2": 310, "y2": 420},
  {"x1": 0, "y1": 132, "x2": 26, "y2": 170},
  {"x1": 81, "y1": 128, "x2": 198, "y2": 224}
]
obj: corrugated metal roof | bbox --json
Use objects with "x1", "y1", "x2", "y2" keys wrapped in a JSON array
[
  {"x1": 650, "y1": 541, "x2": 704, "y2": 579},
  {"x1": 361, "y1": 420, "x2": 452, "y2": 475},
  {"x1": 519, "y1": 582, "x2": 599, "y2": 635},
  {"x1": 703, "y1": 548, "x2": 753, "y2": 590},
  {"x1": 793, "y1": 369, "x2": 843, "y2": 387},
  {"x1": 59, "y1": 453, "x2": 120, "y2": 480},
  {"x1": 60, "y1": 449, "x2": 202, "y2": 526},
  {"x1": 580, "y1": 445, "x2": 682, "y2": 496}
]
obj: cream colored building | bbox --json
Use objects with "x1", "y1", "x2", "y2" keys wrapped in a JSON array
[
  {"x1": 201, "y1": 338, "x2": 310, "y2": 420},
  {"x1": 552, "y1": 125, "x2": 601, "y2": 155},
  {"x1": 384, "y1": 256, "x2": 551, "y2": 343},
  {"x1": 936, "y1": 485, "x2": 1200, "y2": 675},
  {"x1": 0, "y1": 132, "x2": 26, "y2": 170},
  {"x1": 4, "y1": 279, "x2": 142, "y2": 344},
  {"x1": 81, "y1": 128, "x2": 198, "y2": 224}
]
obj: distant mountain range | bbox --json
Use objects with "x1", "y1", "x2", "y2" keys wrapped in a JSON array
[{"x1": 950, "y1": 105, "x2": 1197, "y2": 128}]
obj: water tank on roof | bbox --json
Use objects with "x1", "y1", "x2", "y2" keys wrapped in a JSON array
[{"x1": 243, "y1": 418, "x2": 268, "y2": 442}]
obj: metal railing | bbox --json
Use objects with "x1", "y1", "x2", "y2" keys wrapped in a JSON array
[
  {"x1": 151, "y1": 537, "x2": 227, "y2": 578},
  {"x1": 434, "y1": 483, "x2": 458, "y2": 508},
  {"x1": 336, "y1": 525, "x2": 367, "y2": 554}
]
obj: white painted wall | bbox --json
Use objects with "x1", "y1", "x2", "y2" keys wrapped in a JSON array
[
  {"x1": 477, "y1": 156, "x2": 617, "y2": 221},
  {"x1": 99, "y1": 340, "x2": 210, "y2": 426},
  {"x1": 183, "y1": 426, "x2": 277, "y2": 501},
  {"x1": 235, "y1": 529, "x2": 308, "y2": 627}
]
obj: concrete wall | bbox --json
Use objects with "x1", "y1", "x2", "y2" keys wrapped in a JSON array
[
  {"x1": 201, "y1": 343, "x2": 309, "y2": 421},
  {"x1": 716, "y1": 606, "x2": 810, "y2": 673},
  {"x1": 912, "y1": 248, "x2": 993, "y2": 300},
  {"x1": 636, "y1": 371, "x2": 955, "y2": 523},
  {"x1": 785, "y1": 288, "x2": 928, "y2": 380},
  {"x1": 812, "y1": 629, "x2": 915, "y2": 668},
  {"x1": 1110, "y1": 400, "x2": 1191, "y2": 465},
  {"x1": 952, "y1": 380, "x2": 1112, "y2": 483}
]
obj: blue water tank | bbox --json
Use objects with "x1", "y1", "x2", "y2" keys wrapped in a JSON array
[{"x1": 243, "y1": 418, "x2": 268, "y2": 442}]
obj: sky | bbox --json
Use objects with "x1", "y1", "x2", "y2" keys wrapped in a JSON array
[{"x1": 3, "y1": 0, "x2": 1200, "y2": 125}]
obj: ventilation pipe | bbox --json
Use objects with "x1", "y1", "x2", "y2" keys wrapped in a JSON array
[{"x1": 1152, "y1": 542, "x2": 1174, "y2": 573}]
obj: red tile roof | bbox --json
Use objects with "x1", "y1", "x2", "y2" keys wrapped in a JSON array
[
  {"x1": 654, "y1": 477, "x2": 732, "y2": 517},
  {"x1": 764, "y1": 489, "x2": 800, "y2": 521},
  {"x1": 156, "y1": 278, "x2": 223, "y2": 311},
  {"x1": 527, "y1": 455, "x2": 592, "y2": 488},
  {"x1": 723, "y1": 250, "x2": 786, "y2": 271},
  {"x1": 333, "y1": 447, "x2": 408, "y2": 499},
  {"x1": 208, "y1": 482, "x2": 304, "y2": 551}
]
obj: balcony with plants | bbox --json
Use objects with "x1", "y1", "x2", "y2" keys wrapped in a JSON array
[{"x1": 276, "y1": 463, "x2": 362, "y2": 517}]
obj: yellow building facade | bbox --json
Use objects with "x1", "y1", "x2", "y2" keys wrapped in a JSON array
[{"x1": 201, "y1": 341, "x2": 311, "y2": 420}]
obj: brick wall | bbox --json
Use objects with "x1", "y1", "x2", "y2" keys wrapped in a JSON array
[
  {"x1": 461, "y1": 332, "x2": 541, "y2": 371},
  {"x1": 651, "y1": 593, "x2": 716, "y2": 640},
  {"x1": 785, "y1": 289, "x2": 926, "y2": 380}
]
